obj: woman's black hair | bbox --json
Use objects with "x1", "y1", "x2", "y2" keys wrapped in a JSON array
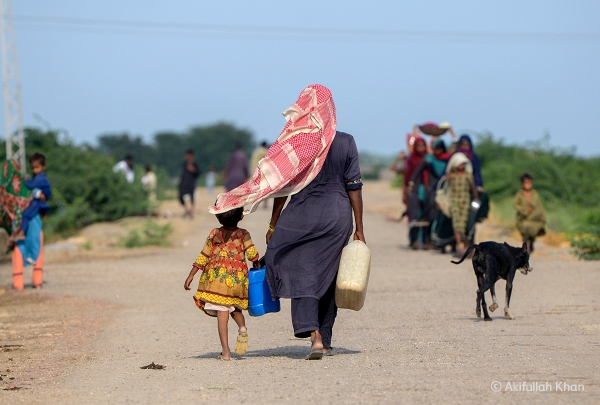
[
  {"x1": 216, "y1": 207, "x2": 244, "y2": 228},
  {"x1": 520, "y1": 173, "x2": 533, "y2": 182}
]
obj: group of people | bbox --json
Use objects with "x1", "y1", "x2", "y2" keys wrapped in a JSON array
[
  {"x1": 391, "y1": 125, "x2": 547, "y2": 254},
  {"x1": 390, "y1": 126, "x2": 487, "y2": 254},
  {"x1": 5, "y1": 84, "x2": 548, "y2": 366},
  {"x1": 112, "y1": 141, "x2": 271, "y2": 219}
]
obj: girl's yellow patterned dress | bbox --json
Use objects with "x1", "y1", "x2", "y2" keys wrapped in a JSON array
[{"x1": 193, "y1": 228, "x2": 259, "y2": 317}]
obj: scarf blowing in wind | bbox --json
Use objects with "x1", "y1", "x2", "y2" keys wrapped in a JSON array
[{"x1": 209, "y1": 84, "x2": 337, "y2": 214}]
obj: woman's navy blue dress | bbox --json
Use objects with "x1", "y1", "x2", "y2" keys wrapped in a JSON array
[{"x1": 265, "y1": 131, "x2": 362, "y2": 300}]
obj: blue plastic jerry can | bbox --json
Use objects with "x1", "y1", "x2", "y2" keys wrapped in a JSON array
[{"x1": 248, "y1": 266, "x2": 280, "y2": 317}]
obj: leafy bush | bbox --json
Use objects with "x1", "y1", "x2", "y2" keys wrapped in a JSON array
[
  {"x1": 0, "y1": 128, "x2": 149, "y2": 236},
  {"x1": 571, "y1": 209, "x2": 600, "y2": 260},
  {"x1": 476, "y1": 133, "x2": 600, "y2": 206},
  {"x1": 474, "y1": 133, "x2": 600, "y2": 259}
]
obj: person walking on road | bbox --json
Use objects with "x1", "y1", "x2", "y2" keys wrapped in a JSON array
[
  {"x1": 184, "y1": 207, "x2": 260, "y2": 360},
  {"x1": 179, "y1": 149, "x2": 200, "y2": 218},
  {"x1": 209, "y1": 84, "x2": 365, "y2": 360},
  {"x1": 224, "y1": 143, "x2": 248, "y2": 192}
]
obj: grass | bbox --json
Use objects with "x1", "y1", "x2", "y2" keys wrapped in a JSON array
[{"x1": 119, "y1": 220, "x2": 173, "y2": 248}]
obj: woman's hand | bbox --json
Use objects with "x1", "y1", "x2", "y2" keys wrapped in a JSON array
[{"x1": 353, "y1": 230, "x2": 366, "y2": 243}]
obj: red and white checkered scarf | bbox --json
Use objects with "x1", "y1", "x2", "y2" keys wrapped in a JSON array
[{"x1": 209, "y1": 84, "x2": 337, "y2": 214}]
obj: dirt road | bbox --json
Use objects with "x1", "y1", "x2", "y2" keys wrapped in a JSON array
[{"x1": 1, "y1": 182, "x2": 599, "y2": 404}]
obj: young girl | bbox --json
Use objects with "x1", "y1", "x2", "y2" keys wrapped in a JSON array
[
  {"x1": 447, "y1": 153, "x2": 478, "y2": 251},
  {"x1": 184, "y1": 207, "x2": 260, "y2": 360}
]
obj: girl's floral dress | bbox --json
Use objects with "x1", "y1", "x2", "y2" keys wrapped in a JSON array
[{"x1": 192, "y1": 228, "x2": 259, "y2": 317}]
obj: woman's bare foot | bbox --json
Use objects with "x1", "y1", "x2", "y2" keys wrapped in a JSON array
[{"x1": 310, "y1": 330, "x2": 324, "y2": 351}]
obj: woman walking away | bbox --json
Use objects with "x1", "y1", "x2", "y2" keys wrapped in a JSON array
[
  {"x1": 514, "y1": 173, "x2": 546, "y2": 252},
  {"x1": 184, "y1": 207, "x2": 260, "y2": 360},
  {"x1": 209, "y1": 85, "x2": 365, "y2": 360},
  {"x1": 446, "y1": 153, "x2": 478, "y2": 253}
]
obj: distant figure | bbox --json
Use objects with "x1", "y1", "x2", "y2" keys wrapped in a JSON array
[
  {"x1": 446, "y1": 153, "x2": 478, "y2": 253},
  {"x1": 407, "y1": 138, "x2": 452, "y2": 250},
  {"x1": 141, "y1": 165, "x2": 158, "y2": 216},
  {"x1": 404, "y1": 137, "x2": 427, "y2": 249},
  {"x1": 250, "y1": 141, "x2": 269, "y2": 175},
  {"x1": 113, "y1": 154, "x2": 134, "y2": 184},
  {"x1": 456, "y1": 135, "x2": 483, "y2": 190},
  {"x1": 183, "y1": 207, "x2": 260, "y2": 360},
  {"x1": 10, "y1": 153, "x2": 52, "y2": 242},
  {"x1": 514, "y1": 173, "x2": 546, "y2": 252},
  {"x1": 205, "y1": 167, "x2": 216, "y2": 195},
  {"x1": 179, "y1": 149, "x2": 200, "y2": 218},
  {"x1": 250, "y1": 141, "x2": 270, "y2": 209},
  {"x1": 224, "y1": 143, "x2": 248, "y2": 191}
]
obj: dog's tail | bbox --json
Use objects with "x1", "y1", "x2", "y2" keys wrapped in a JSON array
[{"x1": 451, "y1": 244, "x2": 478, "y2": 265}]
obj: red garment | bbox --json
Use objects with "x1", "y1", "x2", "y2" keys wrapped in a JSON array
[
  {"x1": 434, "y1": 151, "x2": 453, "y2": 161},
  {"x1": 403, "y1": 138, "x2": 428, "y2": 186},
  {"x1": 210, "y1": 84, "x2": 336, "y2": 214}
]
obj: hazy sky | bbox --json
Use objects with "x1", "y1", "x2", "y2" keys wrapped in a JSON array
[{"x1": 5, "y1": 1, "x2": 600, "y2": 155}]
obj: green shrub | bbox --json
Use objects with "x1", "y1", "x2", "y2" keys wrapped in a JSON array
[
  {"x1": 571, "y1": 209, "x2": 600, "y2": 260},
  {"x1": 0, "y1": 128, "x2": 149, "y2": 236}
]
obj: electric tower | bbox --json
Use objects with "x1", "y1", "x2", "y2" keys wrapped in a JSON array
[{"x1": 0, "y1": 0, "x2": 25, "y2": 172}]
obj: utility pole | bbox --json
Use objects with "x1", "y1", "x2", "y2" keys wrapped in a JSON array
[{"x1": 0, "y1": 0, "x2": 25, "y2": 172}]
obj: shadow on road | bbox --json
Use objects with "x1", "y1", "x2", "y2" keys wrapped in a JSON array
[{"x1": 190, "y1": 345, "x2": 361, "y2": 360}]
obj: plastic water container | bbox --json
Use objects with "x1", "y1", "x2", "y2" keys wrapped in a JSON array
[
  {"x1": 335, "y1": 240, "x2": 371, "y2": 311},
  {"x1": 248, "y1": 266, "x2": 281, "y2": 317}
]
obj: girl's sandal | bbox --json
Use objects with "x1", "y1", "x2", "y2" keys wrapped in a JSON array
[
  {"x1": 235, "y1": 332, "x2": 248, "y2": 355},
  {"x1": 217, "y1": 353, "x2": 231, "y2": 361}
]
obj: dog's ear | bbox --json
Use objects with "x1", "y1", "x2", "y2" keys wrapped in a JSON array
[{"x1": 522, "y1": 242, "x2": 528, "y2": 252}]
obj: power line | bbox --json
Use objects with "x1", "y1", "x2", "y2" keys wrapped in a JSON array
[{"x1": 13, "y1": 15, "x2": 600, "y2": 44}]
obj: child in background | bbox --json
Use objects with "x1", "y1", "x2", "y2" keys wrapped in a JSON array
[
  {"x1": 141, "y1": 165, "x2": 157, "y2": 216},
  {"x1": 447, "y1": 153, "x2": 478, "y2": 252},
  {"x1": 184, "y1": 207, "x2": 260, "y2": 360},
  {"x1": 10, "y1": 153, "x2": 52, "y2": 242},
  {"x1": 206, "y1": 167, "x2": 216, "y2": 195},
  {"x1": 514, "y1": 173, "x2": 546, "y2": 252}
]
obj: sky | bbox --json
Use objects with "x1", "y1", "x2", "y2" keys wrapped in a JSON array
[{"x1": 4, "y1": 1, "x2": 600, "y2": 156}]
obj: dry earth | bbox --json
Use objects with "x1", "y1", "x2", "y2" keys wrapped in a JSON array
[{"x1": 0, "y1": 181, "x2": 598, "y2": 404}]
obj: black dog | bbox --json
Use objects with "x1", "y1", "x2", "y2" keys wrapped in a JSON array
[{"x1": 452, "y1": 242, "x2": 532, "y2": 321}]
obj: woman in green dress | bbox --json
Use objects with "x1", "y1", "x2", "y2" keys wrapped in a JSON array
[{"x1": 513, "y1": 173, "x2": 546, "y2": 252}]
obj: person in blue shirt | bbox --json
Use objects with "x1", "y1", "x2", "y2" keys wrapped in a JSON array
[{"x1": 10, "y1": 153, "x2": 52, "y2": 241}]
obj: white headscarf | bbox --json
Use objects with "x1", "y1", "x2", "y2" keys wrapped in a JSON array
[{"x1": 446, "y1": 152, "x2": 473, "y2": 174}]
